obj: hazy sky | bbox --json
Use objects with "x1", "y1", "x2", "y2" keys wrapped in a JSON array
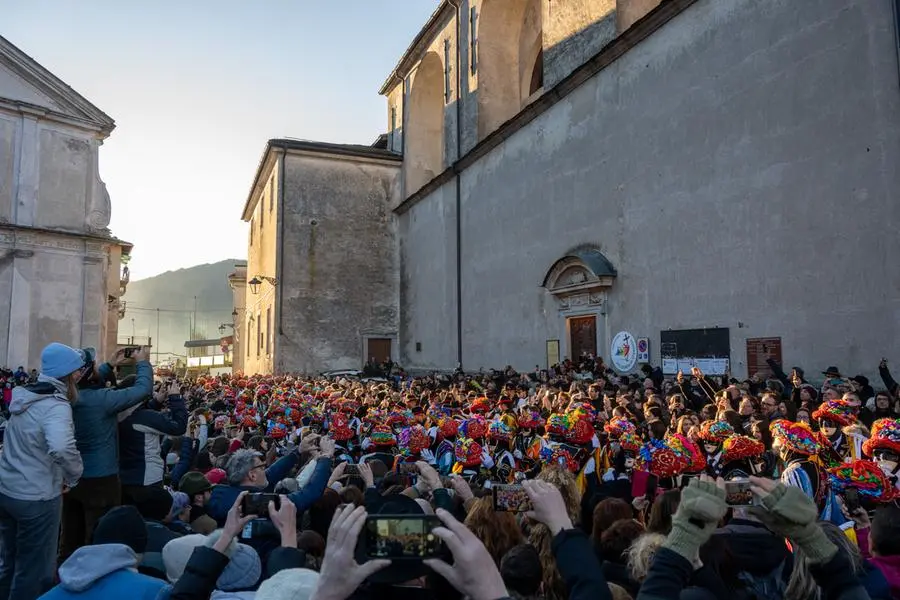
[{"x1": 5, "y1": 0, "x2": 438, "y2": 280}]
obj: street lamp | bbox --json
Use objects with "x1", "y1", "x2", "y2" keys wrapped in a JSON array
[{"x1": 249, "y1": 275, "x2": 278, "y2": 295}]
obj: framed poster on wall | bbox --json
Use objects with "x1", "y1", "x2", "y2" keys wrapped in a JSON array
[
  {"x1": 660, "y1": 328, "x2": 731, "y2": 375},
  {"x1": 546, "y1": 339, "x2": 560, "y2": 369}
]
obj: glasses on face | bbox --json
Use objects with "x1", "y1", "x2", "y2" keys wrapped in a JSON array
[
  {"x1": 250, "y1": 463, "x2": 266, "y2": 473},
  {"x1": 763, "y1": 402, "x2": 776, "y2": 408}
]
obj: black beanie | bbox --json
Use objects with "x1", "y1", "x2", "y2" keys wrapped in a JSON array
[
  {"x1": 92, "y1": 505, "x2": 148, "y2": 554},
  {"x1": 133, "y1": 485, "x2": 174, "y2": 521}
]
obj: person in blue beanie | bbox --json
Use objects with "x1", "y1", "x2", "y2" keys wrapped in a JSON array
[
  {"x1": 60, "y1": 345, "x2": 154, "y2": 562},
  {"x1": 0, "y1": 342, "x2": 86, "y2": 600}
]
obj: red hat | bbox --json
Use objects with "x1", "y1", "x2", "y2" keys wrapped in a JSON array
[
  {"x1": 828, "y1": 459, "x2": 900, "y2": 503},
  {"x1": 566, "y1": 418, "x2": 594, "y2": 446},
  {"x1": 330, "y1": 413, "x2": 354, "y2": 442},
  {"x1": 770, "y1": 419, "x2": 819, "y2": 456},
  {"x1": 454, "y1": 437, "x2": 483, "y2": 468},
  {"x1": 665, "y1": 433, "x2": 707, "y2": 473},
  {"x1": 439, "y1": 418, "x2": 459, "y2": 438},
  {"x1": 205, "y1": 468, "x2": 227, "y2": 485},
  {"x1": 604, "y1": 418, "x2": 636, "y2": 440},
  {"x1": 471, "y1": 397, "x2": 491, "y2": 414},
  {"x1": 721, "y1": 435, "x2": 765, "y2": 463},
  {"x1": 517, "y1": 410, "x2": 544, "y2": 429},
  {"x1": 697, "y1": 420, "x2": 734, "y2": 444},
  {"x1": 636, "y1": 439, "x2": 690, "y2": 477}
]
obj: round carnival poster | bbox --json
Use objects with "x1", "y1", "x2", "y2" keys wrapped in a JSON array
[{"x1": 610, "y1": 331, "x2": 637, "y2": 372}]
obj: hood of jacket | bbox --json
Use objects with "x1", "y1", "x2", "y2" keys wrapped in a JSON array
[
  {"x1": 869, "y1": 555, "x2": 900, "y2": 596},
  {"x1": 8, "y1": 377, "x2": 67, "y2": 415},
  {"x1": 714, "y1": 519, "x2": 790, "y2": 575},
  {"x1": 210, "y1": 591, "x2": 256, "y2": 600},
  {"x1": 58, "y1": 544, "x2": 138, "y2": 592}
]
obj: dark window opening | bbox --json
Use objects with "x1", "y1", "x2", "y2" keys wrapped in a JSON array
[{"x1": 529, "y1": 49, "x2": 543, "y2": 96}]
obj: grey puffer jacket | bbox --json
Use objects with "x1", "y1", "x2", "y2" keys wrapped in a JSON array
[{"x1": 0, "y1": 375, "x2": 83, "y2": 501}]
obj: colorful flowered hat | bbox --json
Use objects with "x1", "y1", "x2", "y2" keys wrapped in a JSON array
[
  {"x1": 863, "y1": 418, "x2": 900, "y2": 457},
  {"x1": 340, "y1": 399, "x2": 360, "y2": 415},
  {"x1": 568, "y1": 402, "x2": 595, "y2": 423},
  {"x1": 399, "y1": 425, "x2": 430, "y2": 455},
  {"x1": 721, "y1": 435, "x2": 765, "y2": 463},
  {"x1": 542, "y1": 446, "x2": 580, "y2": 473},
  {"x1": 636, "y1": 438, "x2": 690, "y2": 478},
  {"x1": 488, "y1": 420, "x2": 515, "y2": 443},
  {"x1": 566, "y1": 418, "x2": 594, "y2": 446},
  {"x1": 517, "y1": 410, "x2": 544, "y2": 429},
  {"x1": 386, "y1": 411, "x2": 409, "y2": 429},
  {"x1": 604, "y1": 418, "x2": 636, "y2": 440},
  {"x1": 546, "y1": 413, "x2": 570, "y2": 436},
  {"x1": 439, "y1": 417, "x2": 459, "y2": 439},
  {"x1": 266, "y1": 418, "x2": 288, "y2": 439},
  {"x1": 697, "y1": 420, "x2": 734, "y2": 444},
  {"x1": 461, "y1": 416, "x2": 488, "y2": 440},
  {"x1": 471, "y1": 397, "x2": 491, "y2": 414},
  {"x1": 828, "y1": 459, "x2": 899, "y2": 503},
  {"x1": 665, "y1": 433, "x2": 707, "y2": 473},
  {"x1": 770, "y1": 419, "x2": 819, "y2": 456},
  {"x1": 329, "y1": 413, "x2": 354, "y2": 442},
  {"x1": 618, "y1": 431, "x2": 642, "y2": 453},
  {"x1": 214, "y1": 415, "x2": 228, "y2": 430},
  {"x1": 812, "y1": 400, "x2": 858, "y2": 428},
  {"x1": 454, "y1": 437, "x2": 483, "y2": 468},
  {"x1": 370, "y1": 424, "x2": 396, "y2": 447}
]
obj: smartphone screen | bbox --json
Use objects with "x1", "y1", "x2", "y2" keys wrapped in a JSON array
[
  {"x1": 844, "y1": 487, "x2": 860, "y2": 512},
  {"x1": 345, "y1": 464, "x2": 359, "y2": 475},
  {"x1": 492, "y1": 484, "x2": 533, "y2": 512},
  {"x1": 241, "y1": 493, "x2": 279, "y2": 518},
  {"x1": 364, "y1": 515, "x2": 443, "y2": 559},
  {"x1": 724, "y1": 478, "x2": 754, "y2": 507}
]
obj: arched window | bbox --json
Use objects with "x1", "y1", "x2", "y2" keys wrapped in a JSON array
[
  {"x1": 477, "y1": 0, "x2": 543, "y2": 140},
  {"x1": 406, "y1": 51, "x2": 445, "y2": 194}
]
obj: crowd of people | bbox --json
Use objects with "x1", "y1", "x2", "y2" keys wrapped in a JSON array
[{"x1": 0, "y1": 343, "x2": 899, "y2": 600}]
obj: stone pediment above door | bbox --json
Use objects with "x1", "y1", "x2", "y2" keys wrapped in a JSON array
[
  {"x1": 0, "y1": 35, "x2": 115, "y2": 135},
  {"x1": 542, "y1": 246, "x2": 616, "y2": 310}
]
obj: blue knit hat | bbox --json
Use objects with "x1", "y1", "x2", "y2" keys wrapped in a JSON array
[{"x1": 40, "y1": 343, "x2": 85, "y2": 379}]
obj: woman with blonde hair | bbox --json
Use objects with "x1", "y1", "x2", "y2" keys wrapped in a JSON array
[
  {"x1": 464, "y1": 496, "x2": 525, "y2": 566},
  {"x1": 626, "y1": 532, "x2": 666, "y2": 583},
  {"x1": 528, "y1": 466, "x2": 580, "y2": 600},
  {"x1": 0, "y1": 343, "x2": 85, "y2": 600}
]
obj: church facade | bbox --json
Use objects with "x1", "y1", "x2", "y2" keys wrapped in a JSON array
[
  {"x1": 244, "y1": 0, "x2": 900, "y2": 380},
  {"x1": 0, "y1": 35, "x2": 130, "y2": 369}
]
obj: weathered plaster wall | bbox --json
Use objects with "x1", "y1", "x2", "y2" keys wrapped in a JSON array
[
  {"x1": 402, "y1": 0, "x2": 900, "y2": 380},
  {"x1": 616, "y1": 0, "x2": 662, "y2": 33},
  {"x1": 278, "y1": 152, "x2": 400, "y2": 374},
  {"x1": 542, "y1": 0, "x2": 617, "y2": 89},
  {"x1": 244, "y1": 161, "x2": 279, "y2": 376}
]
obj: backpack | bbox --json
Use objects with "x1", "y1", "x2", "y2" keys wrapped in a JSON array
[{"x1": 736, "y1": 561, "x2": 788, "y2": 600}]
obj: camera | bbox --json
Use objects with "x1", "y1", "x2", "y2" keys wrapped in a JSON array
[
  {"x1": 364, "y1": 515, "x2": 444, "y2": 560},
  {"x1": 241, "y1": 492, "x2": 280, "y2": 518}
]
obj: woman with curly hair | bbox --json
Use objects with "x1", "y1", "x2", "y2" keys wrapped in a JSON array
[
  {"x1": 463, "y1": 496, "x2": 525, "y2": 566},
  {"x1": 528, "y1": 466, "x2": 581, "y2": 600}
]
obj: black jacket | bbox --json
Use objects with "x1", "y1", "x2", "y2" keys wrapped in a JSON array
[{"x1": 551, "y1": 528, "x2": 612, "y2": 600}]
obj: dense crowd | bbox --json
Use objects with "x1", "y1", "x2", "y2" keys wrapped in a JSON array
[{"x1": 0, "y1": 343, "x2": 899, "y2": 600}]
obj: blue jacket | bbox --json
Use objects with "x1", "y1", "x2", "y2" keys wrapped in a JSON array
[
  {"x1": 39, "y1": 543, "x2": 170, "y2": 600},
  {"x1": 73, "y1": 361, "x2": 154, "y2": 478},
  {"x1": 118, "y1": 394, "x2": 188, "y2": 486},
  {"x1": 207, "y1": 455, "x2": 332, "y2": 524}
]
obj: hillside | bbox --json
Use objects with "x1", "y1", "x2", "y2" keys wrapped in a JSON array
[{"x1": 121, "y1": 259, "x2": 242, "y2": 358}]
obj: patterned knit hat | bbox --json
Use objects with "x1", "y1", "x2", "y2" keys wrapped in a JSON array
[
  {"x1": 770, "y1": 419, "x2": 819, "y2": 456},
  {"x1": 697, "y1": 420, "x2": 734, "y2": 444},
  {"x1": 863, "y1": 418, "x2": 900, "y2": 457}
]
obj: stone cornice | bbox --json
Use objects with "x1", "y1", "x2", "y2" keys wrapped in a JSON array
[{"x1": 0, "y1": 223, "x2": 131, "y2": 258}]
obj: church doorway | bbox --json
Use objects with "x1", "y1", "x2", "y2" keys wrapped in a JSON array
[
  {"x1": 568, "y1": 316, "x2": 597, "y2": 361},
  {"x1": 366, "y1": 338, "x2": 392, "y2": 364}
]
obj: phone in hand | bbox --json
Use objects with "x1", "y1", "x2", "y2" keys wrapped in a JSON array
[
  {"x1": 844, "y1": 487, "x2": 860, "y2": 513},
  {"x1": 364, "y1": 515, "x2": 444, "y2": 559},
  {"x1": 344, "y1": 464, "x2": 359, "y2": 476},
  {"x1": 397, "y1": 462, "x2": 417, "y2": 475},
  {"x1": 241, "y1": 493, "x2": 279, "y2": 519},
  {"x1": 631, "y1": 471, "x2": 659, "y2": 500},
  {"x1": 123, "y1": 346, "x2": 140, "y2": 359},
  {"x1": 724, "y1": 478, "x2": 754, "y2": 507},
  {"x1": 492, "y1": 484, "x2": 533, "y2": 512}
]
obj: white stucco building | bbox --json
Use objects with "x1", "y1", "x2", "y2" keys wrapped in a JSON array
[{"x1": 0, "y1": 35, "x2": 131, "y2": 369}]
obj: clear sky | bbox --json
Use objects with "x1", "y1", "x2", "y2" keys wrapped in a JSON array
[{"x1": 4, "y1": 0, "x2": 439, "y2": 280}]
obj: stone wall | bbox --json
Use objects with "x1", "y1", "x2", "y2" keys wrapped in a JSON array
[
  {"x1": 277, "y1": 151, "x2": 401, "y2": 374},
  {"x1": 399, "y1": 0, "x2": 900, "y2": 380}
]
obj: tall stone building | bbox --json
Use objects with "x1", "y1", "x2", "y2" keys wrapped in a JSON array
[
  {"x1": 244, "y1": 0, "x2": 900, "y2": 379},
  {"x1": 0, "y1": 35, "x2": 130, "y2": 369}
]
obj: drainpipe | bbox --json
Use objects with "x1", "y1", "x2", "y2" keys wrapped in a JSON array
[
  {"x1": 276, "y1": 145, "x2": 286, "y2": 374},
  {"x1": 451, "y1": 0, "x2": 464, "y2": 371}
]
